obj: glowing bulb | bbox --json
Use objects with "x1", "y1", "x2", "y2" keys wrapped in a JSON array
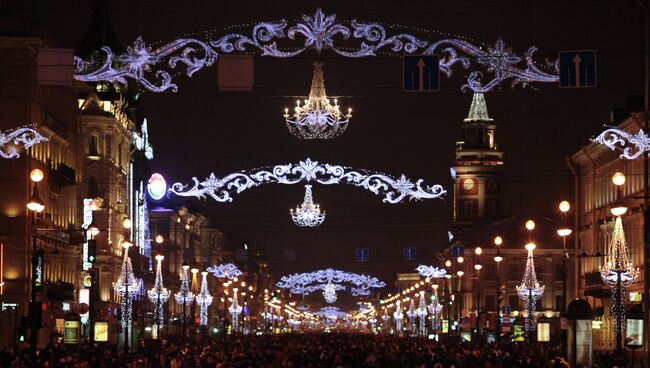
[
  {"x1": 525, "y1": 242, "x2": 536, "y2": 251},
  {"x1": 612, "y1": 172, "x2": 626, "y2": 186},
  {"x1": 122, "y1": 218, "x2": 132, "y2": 229},
  {"x1": 474, "y1": 247, "x2": 483, "y2": 255},
  {"x1": 122, "y1": 241, "x2": 133, "y2": 249},
  {"x1": 456, "y1": 271, "x2": 464, "y2": 277},
  {"x1": 445, "y1": 260, "x2": 452, "y2": 267},
  {"x1": 557, "y1": 228, "x2": 572, "y2": 237},
  {"x1": 155, "y1": 254, "x2": 164, "y2": 261},
  {"x1": 457, "y1": 256, "x2": 464, "y2": 263},
  {"x1": 155, "y1": 235, "x2": 164, "y2": 244},
  {"x1": 493, "y1": 255, "x2": 503, "y2": 263},
  {"x1": 494, "y1": 236, "x2": 503, "y2": 246},
  {"x1": 30, "y1": 169, "x2": 44, "y2": 183},
  {"x1": 525, "y1": 220, "x2": 535, "y2": 231},
  {"x1": 559, "y1": 200, "x2": 570, "y2": 213},
  {"x1": 474, "y1": 264, "x2": 483, "y2": 270}
]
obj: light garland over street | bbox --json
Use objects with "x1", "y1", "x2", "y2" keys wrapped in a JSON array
[
  {"x1": 0, "y1": 126, "x2": 48, "y2": 159},
  {"x1": 593, "y1": 127, "x2": 650, "y2": 160},
  {"x1": 276, "y1": 268, "x2": 386, "y2": 300}
]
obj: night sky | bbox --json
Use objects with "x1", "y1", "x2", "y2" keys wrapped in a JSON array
[{"x1": 3, "y1": 0, "x2": 645, "y2": 304}]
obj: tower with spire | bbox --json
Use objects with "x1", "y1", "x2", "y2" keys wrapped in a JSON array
[{"x1": 451, "y1": 91, "x2": 504, "y2": 227}]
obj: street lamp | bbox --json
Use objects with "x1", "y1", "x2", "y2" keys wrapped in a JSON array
[
  {"x1": 517, "y1": 241, "x2": 544, "y2": 337},
  {"x1": 155, "y1": 235, "x2": 164, "y2": 244},
  {"x1": 493, "y1": 236, "x2": 504, "y2": 337},
  {"x1": 195, "y1": 271, "x2": 213, "y2": 332},
  {"x1": 474, "y1": 247, "x2": 483, "y2": 334},
  {"x1": 175, "y1": 260, "x2": 194, "y2": 340},
  {"x1": 557, "y1": 201, "x2": 572, "y2": 315},
  {"x1": 600, "y1": 172, "x2": 639, "y2": 357},
  {"x1": 148, "y1": 254, "x2": 170, "y2": 338},
  {"x1": 113, "y1": 239, "x2": 139, "y2": 353},
  {"x1": 26, "y1": 169, "x2": 44, "y2": 350}
]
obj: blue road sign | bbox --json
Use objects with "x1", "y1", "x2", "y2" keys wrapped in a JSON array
[
  {"x1": 451, "y1": 245, "x2": 465, "y2": 258},
  {"x1": 559, "y1": 50, "x2": 596, "y2": 88},
  {"x1": 403, "y1": 55, "x2": 440, "y2": 91}
]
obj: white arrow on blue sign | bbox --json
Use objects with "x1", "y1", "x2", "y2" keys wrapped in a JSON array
[{"x1": 403, "y1": 55, "x2": 440, "y2": 91}]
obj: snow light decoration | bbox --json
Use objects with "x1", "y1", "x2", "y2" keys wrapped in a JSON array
[
  {"x1": 132, "y1": 118, "x2": 153, "y2": 160},
  {"x1": 73, "y1": 9, "x2": 558, "y2": 93},
  {"x1": 276, "y1": 268, "x2": 386, "y2": 299},
  {"x1": 229, "y1": 293, "x2": 243, "y2": 332},
  {"x1": 284, "y1": 62, "x2": 351, "y2": 139},
  {"x1": 206, "y1": 263, "x2": 243, "y2": 279},
  {"x1": 113, "y1": 242, "x2": 141, "y2": 345},
  {"x1": 516, "y1": 242, "x2": 544, "y2": 332},
  {"x1": 600, "y1": 217, "x2": 639, "y2": 334},
  {"x1": 291, "y1": 185, "x2": 326, "y2": 227},
  {"x1": 169, "y1": 158, "x2": 446, "y2": 204},
  {"x1": 195, "y1": 271, "x2": 214, "y2": 326},
  {"x1": 1, "y1": 126, "x2": 48, "y2": 159},
  {"x1": 416, "y1": 265, "x2": 448, "y2": 279},
  {"x1": 147, "y1": 254, "x2": 170, "y2": 331},
  {"x1": 174, "y1": 265, "x2": 195, "y2": 326},
  {"x1": 393, "y1": 301, "x2": 404, "y2": 333},
  {"x1": 314, "y1": 306, "x2": 348, "y2": 320},
  {"x1": 322, "y1": 281, "x2": 338, "y2": 303},
  {"x1": 416, "y1": 291, "x2": 428, "y2": 336},
  {"x1": 593, "y1": 127, "x2": 650, "y2": 160}
]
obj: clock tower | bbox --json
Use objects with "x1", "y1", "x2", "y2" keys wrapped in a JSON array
[{"x1": 452, "y1": 91, "x2": 504, "y2": 227}]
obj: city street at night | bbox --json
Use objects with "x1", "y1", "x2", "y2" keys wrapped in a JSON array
[{"x1": 0, "y1": 1, "x2": 649, "y2": 367}]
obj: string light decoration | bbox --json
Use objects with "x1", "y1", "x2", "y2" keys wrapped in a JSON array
[
  {"x1": 416, "y1": 265, "x2": 448, "y2": 278},
  {"x1": 416, "y1": 291, "x2": 428, "y2": 336},
  {"x1": 195, "y1": 271, "x2": 213, "y2": 326},
  {"x1": 600, "y1": 217, "x2": 639, "y2": 335},
  {"x1": 174, "y1": 264, "x2": 195, "y2": 327},
  {"x1": 291, "y1": 185, "x2": 326, "y2": 227},
  {"x1": 169, "y1": 158, "x2": 446, "y2": 204},
  {"x1": 206, "y1": 263, "x2": 243, "y2": 279},
  {"x1": 147, "y1": 255, "x2": 170, "y2": 332},
  {"x1": 428, "y1": 291, "x2": 443, "y2": 331},
  {"x1": 284, "y1": 62, "x2": 351, "y2": 139},
  {"x1": 276, "y1": 268, "x2": 386, "y2": 298},
  {"x1": 73, "y1": 9, "x2": 558, "y2": 93},
  {"x1": 406, "y1": 298, "x2": 417, "y2": 332},
  {"x1": 393, "y1": 301, "x2": 404, "y2": 332},
  {"x1": 229, "y1": 291, "x2": 243, "y2": 333},
  {"x1": 516, "y1": 242, "x2": 544, "y2": 332},
  {"x1": 113, "y1": 243, "x2": 141, "y2": 345},
  {"x1": 132, "y1": 118, "x2": 153, "y2": 159},
  {"x1": 593, "y1": 128, "x2": 650, "y2": 160},
  {"x1": 322, "y1": 281, "x2": 338, "y2": 303},
  {"x1": 314, "y1": 306, "x2": 348, "y2": 320},
  {"x1": 1, "y1": 126, "x2": 48, "y2": 159}
]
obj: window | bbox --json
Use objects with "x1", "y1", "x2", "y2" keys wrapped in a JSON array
[
  {"x1": 554, "y1": 263, "x2": 565, "y2": 282},
  {"x1": 555, "y1": 295, "x2": 564, "y2": 311},
  {"x1": 88, "y1": 176, "x2": 99, "y2": 198},
  {"x1": 485, "y1": 294, "x2": 496, "y2": 311},
  {"x1": 508, "y1": 295, "x2": 520, "y2": 310},
  {"x1": 403, "y1": 247, "x2": 416, "y2": 261},
  {"x1": 463, "y1": 200, "x2": 474, "y2": 219},
  {"x1": 356, "y1": 248, "x2": 369, "y2": 262},
  {"x1": 483, "y1": 263, "x2": 496, "y2": 281},
  {"x1": 507, "y1": 264, "x2": 519, "y2": 281},
  {"x1": 88, "y1": 135, "x2": 99, "y2": 156}
]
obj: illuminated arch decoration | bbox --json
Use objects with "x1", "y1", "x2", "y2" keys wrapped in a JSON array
[
  {"x1": 73, "y1": 8, "x2": 558, "y2": 93},
  {"x1": 169, "y1": 158, "x2": 446, "y2": 204},
  {"x1": 593, "y1": 128, "x2": 650, "y2": 160},
  {"x1": 1, "y1": 126, "x2": 48, "y2": 159},
  {"x1": 314, "y1": 306, "x2": 349, "y2": 320},
  {"x1": 415, "y1": 265, "x2": 447, "y2": 278},
  {"x1": 206, "y1": 263, "x2": 243, "y2": 279},
  {"x1": 276, "y1": 268, "x2": 386, "y2": 302}
]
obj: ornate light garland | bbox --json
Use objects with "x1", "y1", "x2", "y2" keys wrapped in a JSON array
[
  {"x1": 174, "y1": 266, "x2": 195, "y2": 325},
  {"x1": 229, "y1": 292, "x2": 243, "y2": 333},
  {"x1": 416, "y1": 265, "x2": 448, "y2": 278},
  {"x1": 206, "y1": 263, "x2": 243, "y2": 279},
  {"x1": 276, "y1": 268, "x2": 386, "y2": 300},
  {"x1": 73, "y1": 9, "x2": 558, "y2": 93},
  {"x1": 291, "y1": 185, "x2": 326, "y2": 227},
  {"x1": 195, "y1": 271, "x2": 213, "y2": 326},
  {"x1": 1, "y1": 126, "x2": 48, "y2": 159},
  {"x1": 600, "y1": 217, "x2": 639, "y2": 333},
  {"x1": 113, "y1": 244, "x2": 141, "y2": 340},
  {"x1": 147, "y1": 255, "x2": 170, "y2": 331},
  {"x1": 284, "y1": 62, "x2": 351, "y2": 139},
  {"x1": 593, "y1": 128, "x2": 650, "y2": 160},
  {"x1": 416, "y1": 291, "x2": 428, "y2": 336},
  {"x1": 393, "y1": 301, "x2": 404, "y2": 332},
  {"x1": 516, "y1": 243, "x2": 544, "y2": 332},
  {"x1": 428, "y1": 293, "x2": 442, "y2": 331},
  {"x1": 132, "y1": 119, "x2": 154, "y2": 160},
  {"x1": 169, "y1": 158, "x2": 446, "y2": 204},
  {"x1": 322, "y1": 281, "x2": 338, "y2": 303},
  {"x1": 314, "y1": 306, "x2": 348, "y2": 320}
]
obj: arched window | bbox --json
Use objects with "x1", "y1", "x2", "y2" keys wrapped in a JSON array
[
  {"x1": 88, "y1": 135, "x2": 99, "y2": 156},
  {"x1": 88, "y1": 176, "x2": 99, "y2": 198}
]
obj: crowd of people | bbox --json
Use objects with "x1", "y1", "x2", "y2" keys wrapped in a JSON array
[{"x1": 0, "y1": 333, "x2": 622, "y2": 368}]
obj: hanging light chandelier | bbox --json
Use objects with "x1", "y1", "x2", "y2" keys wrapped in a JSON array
[
  {"x1": 283, "y1": 62, "x2": 352, "y2": 140},
  {"x1": 229, "y1": 290, "x2": 243, "y2": 333},
  {"x1": 516, "y1": 242, "x2": 544, "y2": 332},
  {"x1": 195, "y1": 271, "x2": 213, "y2": 326},
  {"x1": 393, "y1": 300, "x2": 404, "y2": 333},
  {"x1": 290, "y1": 185, "x2": 325, "y2": 227},
  {"x1": 147, "y1": 254, "x2": 170, "y2": 332},
  {"x1": 174, "y1": 263, "x2": 195, "y2": 328},
  {"x1": 416, "y1": 291, "x2": 428, "y2": 336},
  {"x1": 113, "y1": 243, "x2": 141, "y2": 332},
  {"x1": 322, "y1": 280, "x2": 337, "y2": 303}
]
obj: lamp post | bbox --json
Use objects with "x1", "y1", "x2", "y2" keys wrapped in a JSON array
[
  {"x1": 457, "y1": 269, "x2": 464, "y2": 335},
  {"x1": 517, "y1": 220, "x2": 545, "y2": 343},
  {"x1": 191, "y1": 267, "x2": 199, "y2": 335},
  {"x1": 148, "y1": 254, "x2": 169, "y2": 339},
  {"x1": 493, "y1": 236, "x2": 504, "y2": 338},
  {"x1": 113, "y1": 233, "x2": 139, "y2": 354},
  {"x1": 26, "y1": 169, "x2": 45, "y2": 350},
  {"x1": 175, "y1": 261, "x2": 194, "y2": 340},
  {"x1": 474, "y1": 246, "x2": 483, "y2": 335},
  {"x1": 557, "y1": 200, "x2": 572, "y2": 315},
  {"x1": 195, "y1": 271, "x2": 213, "y2": 335},
  {"x1": 600, "y1": 172, "x2": 639, "y2": 358}
]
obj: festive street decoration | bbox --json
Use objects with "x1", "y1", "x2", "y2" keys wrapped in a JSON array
[
  {"x1": 416, "y1": 291, "x2": 428, "y2": 336},
  {"x1": 147, "y1": 255, "x2": 170, "y2": 332},
  {"x1": 516, "y1": 243, "x2": 544, "y2": 332},
  {"x1": 593, "y1": 128, "x2": 650, "y2": 160},
  {"x1": 147, "y1": 173, "x2": 167, "y2": 201},
  {"x1": 206, "y1": 263, "x2": 243, "y2": 279},
  {"x1": 113, "y1": 243, "x2": 141, "y2": 347},
  {"x1": 229, "y1": 292, "x2": 243, "y2": 332},
  {"x1": 314, "y1": 306, "x2": 348, "y2": 320},
  {"x1": 169, "y1": 158, "x2": 446, "y2": 204},
  {"x1": 284, "y1": 62, "x2": 351, "y2": 139},
  {"x1": 174, "y1": 265, "x2": 195, "y2": 327},
  {"x1": 132, "y1": 119, "x2": 153, "y2": 159},
  {"x1": 428, "y1": 294, "x2": 442, "y2": 331},
  {"x1": 195, "y1": 271, "x2": 213, "y2": 326},
  {"x1": 416, "y1": 265, "x2": 448, "y2": 278},
  {"x1": 276, "y1": 269, "x2": 386, "y2": 299},
  {"x1": 393, "y1": 301, "x2": 404, "y2": 332},
  {"x1": 291, "y1": 185, "x2": 326, "y2": 227},
  {"x1": 322, "y1": 281, "x2": 338, "y2": 303},
  {"x1": 600, "y1": 217, "x2": 639, "y2": 335},
  {"x1": 74, "y1": 9, "x2": 558, "y2": 93},
  {"x1": 1, "y1": 126, "x2": 48, "y2": 159}
]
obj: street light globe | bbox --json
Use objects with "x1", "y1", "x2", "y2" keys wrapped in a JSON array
[
  {"x1": 155, "y1": 254, "x2": 164, "y2": 262},
  {"x1": 155, "y1": 235, "x2": 164, "y2": 244},
  {"x1": 474, "y1": 247, "x2": 483, "y2": 256},
  {"x1": 559, "y1": 200, "x2": 571, "y2": 213},
  {"x1": 525, "y1": 242, "x2": 536, "y2": 251},
  {"x1": 493, "y1": 255, "x2": 503, "y2": 263},
  {"x1": 612, "y1": 172, "x2": 626, "y2": 186},
  {"x1": 26, "y1": 196, "x2": 45, "y2": 212},
  {"x1": 494, "y1": 236, "x2": 503, "y2": 246},
  {"x1": 456, "y1": 270, "x2": 464, "y2": 277},
  {"x1": 202, "y1": 271, "x2": 208, "y2": 276},
  {"x1": 457, "y1": 256, "x2": 464, "y2": 263},
  {"x1": 557, "y1": 228, "x2": 572, "y2": 237},
  {"x1": 432, "y1": 284, "x2": 439, "y2": 290},
  {"x1": 445, "y1": 260, "x2": 452, "y2": 268},
  {"x1": 474, "y1": 264, "x2": 483, "y2": 270},
  {"x1": 89, "y1": 225, "x2": 100, "y2": 237},
  {"x1": 122, "y1": 240, "x2": 133, "y2": 249},
  {"x1": 445, "y1": 274, "x2": 452, "y2": 279},
  {"x1": 611, "y1": 205, "x2": 628, "y2": 217},
  {"x1": 191, "y1": 267, "x2": 199, "y2": 274},
  {"x1": 122, "y1": 218, "x2": 132, "y2": 229},
  {"x1": 525, "y1": 220, "x2": 535, "y2": 231},
  {"x1": 30, "y1": 169, "x2": 44, "y2": 183}
]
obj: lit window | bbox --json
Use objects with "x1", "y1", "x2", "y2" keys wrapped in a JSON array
[{"x1": 88, "y1": 135, "x2": 99, "y2": 156}]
